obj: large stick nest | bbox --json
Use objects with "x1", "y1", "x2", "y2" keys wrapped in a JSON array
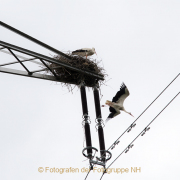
[{"x1": 44, "y1": 53, "x2": 106, "y2": 89}]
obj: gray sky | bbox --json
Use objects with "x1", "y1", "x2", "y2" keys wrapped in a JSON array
[{"x1": 0, "y1": 0, "x2": 180, "y2": 179}]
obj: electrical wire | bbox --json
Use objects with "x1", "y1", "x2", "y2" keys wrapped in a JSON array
[
  {"x1": 107, "y1": 73, "x2": 180, "y2": 151},
  {"x1": 84, "y1": 73, "x2": 179, "y2": 180},
  {"x1": 100, "y1": 92, "x2": 179, "y2": 180},
  {"x1": 84, "y1": 169, "x2": 91, "y2": 180}
]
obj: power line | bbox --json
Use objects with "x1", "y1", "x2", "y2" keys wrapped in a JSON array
[
  {"x1": 84, "y1": 73, "x2": 179, "y2": 180},
  {"x1": 100, "y1": 92, "x2": 179, "y2": 180},
  {"x1": 84, "y1": 170, "x2": 91, "y2": 180},
  {"x1": 107, "y1": 73, "x2": 180, "y2": 151}
]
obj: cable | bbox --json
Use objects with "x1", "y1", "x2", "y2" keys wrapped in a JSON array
[
  {"x1": 84, "y1": 163, "x2": 96, "y2": 180},
  {"x1": 100, "y1": 92, "x2": 179, "y2": 180},
  {"x1": 85, "y1": 73, "x2": 179, "y2": 180},
  {"x1": 84, "y1": 170, "x2": 91, "y2": 180},
  {"x1": 107, "y1": 73, "x2": 180, "y2": 151}
]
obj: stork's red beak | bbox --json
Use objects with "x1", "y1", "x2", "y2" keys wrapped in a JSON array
[{"x1": 130, "y1": 113, "x2": 134, "y2": 117}]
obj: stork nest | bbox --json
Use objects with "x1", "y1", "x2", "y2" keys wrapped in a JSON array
[{"x1": 44, "y1": 53, "x2": 106, "y2": 90}]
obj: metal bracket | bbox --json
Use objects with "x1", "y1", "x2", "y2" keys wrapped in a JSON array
[
  {"x1": 111, "y1": 140, "x2": 120, "y2": 150},
  {"x1": 95, "y1": 118, "x2": 105, "y2": 130},
  {"x1": 82, "y1": 114, "x2": 91, "y2": 126},
  {"x1": 125, "y1": 144, "x2": 134, "y2": 153},
  {"x1": 96, "y1": 150, "x2": 112, "y2": 162},
  {"x1": 127, "y1": 123, "x2": 136, "y2": 133},
  {"x1": 90, "y1": 159, "x2": 105, "y2": 167},
  {"x1": 141, "y1": 127, "x2": 150, "y2": 136},
  {"x1": 82, "y1": 146, "x2": 98, "y2": 159}
]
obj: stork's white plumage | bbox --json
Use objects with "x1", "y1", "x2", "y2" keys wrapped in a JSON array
[
  {"x1": 102, "y1": 83, "x2": 134, "y2": 124},
  {"x1": 72, "y1": 47, "x2": 96, "y2": 59}
]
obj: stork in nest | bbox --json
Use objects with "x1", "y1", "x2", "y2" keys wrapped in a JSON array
[{"x1": 72, "y1": 47, "x2": 96, "y2": 59}]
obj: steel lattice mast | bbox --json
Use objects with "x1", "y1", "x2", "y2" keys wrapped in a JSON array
[
  {"x1": 0, "y1": 21, "x2": 111, "y2": 174},
  {"x1": 0, "y1": 21, "x2": 104, "y2": 84}
]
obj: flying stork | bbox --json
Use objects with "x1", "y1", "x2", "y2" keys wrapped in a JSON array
[
  {"x1": 102, "y1": 83, "x2": 134, "y2": 124},
  {"x1": 71, "y1": 47, "x2": 96, "y2": 59}
]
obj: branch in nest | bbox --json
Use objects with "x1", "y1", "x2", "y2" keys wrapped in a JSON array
[{"x1": 42, "y1": 52, "x2": 107, "y2": 91}]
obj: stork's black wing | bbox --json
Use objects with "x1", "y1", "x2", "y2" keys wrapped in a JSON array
[
  {"x1": 72, "y1": 49, "x2": 88, "y2": 53},
  {"x1": 108, "y1": 111, "x2": 116, "y2": 118},
  {"x1": 109, "y1": 83, "x2": 126, "y2": 112},
  {"x1": 112, "y1": 83, "x2": 126, "y2": 103}
]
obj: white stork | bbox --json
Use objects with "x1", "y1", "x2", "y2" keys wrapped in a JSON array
[
  {"x1": 71, "y1": 47, "x2": 96, "y2": 59},
  {"x1": 102, "y1": 83, "x2": 134, "y2": 124}
]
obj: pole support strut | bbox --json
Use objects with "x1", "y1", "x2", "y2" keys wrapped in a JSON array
[
  {"x1": 80, "y1": 84, "x2": 97, "y2": 160},
  {"x1": 93, "y1": 86, "x2": 108, "y2": 163}
]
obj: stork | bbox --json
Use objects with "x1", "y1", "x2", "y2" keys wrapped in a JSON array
[
  {"x1": 71, "y1": 47, "x2": 96, "y2": 59},
  {"x1": 102, "y1": 83, "x2": 134, "y2": 124}
]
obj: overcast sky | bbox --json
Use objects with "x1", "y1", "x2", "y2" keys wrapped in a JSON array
[{"x1": 0, "y1": 1, "x2": 180, "y2": 180}]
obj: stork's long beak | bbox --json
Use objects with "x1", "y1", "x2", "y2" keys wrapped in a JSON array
[{"x1": 130, "y1": 113, "x2": 134, "y2": 117}]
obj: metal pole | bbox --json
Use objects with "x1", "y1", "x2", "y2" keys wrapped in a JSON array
[
  {"x1": 80, "y1": 85, "x2": 88, "y2": 116},
  {"x1": 0, "y1": 21, "x2": 71, "y2": 59},
  {"x1": 93, "y1": 86, "x2": 106, "y2": 162},
  {"x1": 0, "y1": 40, "x2": 104, "y2": 80},
  {"x1": 80, "y1": 85, "x2": 93, "y2": 158}
]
